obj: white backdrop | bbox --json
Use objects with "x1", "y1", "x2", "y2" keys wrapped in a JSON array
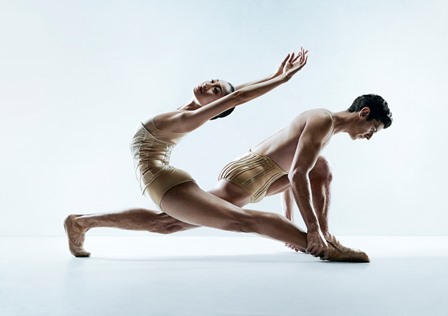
[{"x1": 1, "y1": 0, "x2": 447, "y2": 236}]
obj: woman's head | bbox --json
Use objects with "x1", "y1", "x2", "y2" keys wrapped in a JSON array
[
  {"x1": 193, "y1": 79, "x2": 235, "y2": 106},
  {"x1": 193, "y1": 79, "x2": 236, "y2": 120}
]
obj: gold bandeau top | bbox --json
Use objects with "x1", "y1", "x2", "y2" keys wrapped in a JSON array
[{"x1": 131, "y1": 118, "x2": 187, "y2": 171}]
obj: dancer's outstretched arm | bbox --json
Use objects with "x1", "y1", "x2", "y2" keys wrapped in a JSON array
[
  {"x1": 235, "y1": 48, "x2": 307, "y2": 90},
  {"x1": 155, "y1": 49, "x2": 308, "y2": 133}
]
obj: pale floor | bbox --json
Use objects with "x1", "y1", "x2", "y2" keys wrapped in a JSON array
[{"x1": 1, "y1": 235, "x2": 448, "y2": 316}]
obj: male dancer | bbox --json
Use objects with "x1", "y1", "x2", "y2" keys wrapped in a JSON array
[{"x1": 65, "y1": 94, "x2": 392, "y2": 261}]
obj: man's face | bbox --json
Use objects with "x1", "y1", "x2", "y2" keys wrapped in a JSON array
[
  {"x1": 353, "y1": 120, "x2": 384, "y2": 140},
  {"x1": 350, "y1": 107, "x2": 384, "y2": 140}
]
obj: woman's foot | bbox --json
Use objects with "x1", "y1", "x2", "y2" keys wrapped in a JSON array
[{"x1": 64, "y1": 214, "x2": 91, "y2": 257}]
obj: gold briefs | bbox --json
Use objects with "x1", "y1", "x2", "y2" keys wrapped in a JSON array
[
  {"x1": 218, "y1": 151, "x2": 287, "y2": 203},
  {"x1": 130, "y1": 120, "x2": 195, "y2": 209}
]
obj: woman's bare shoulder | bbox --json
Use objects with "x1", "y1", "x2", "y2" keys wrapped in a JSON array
[{"x1": 142, "y1": 111, "x2": 186, "y2": 132}]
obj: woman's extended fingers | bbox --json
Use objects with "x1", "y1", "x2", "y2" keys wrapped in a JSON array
[
  {"x1": 302, "y1": 52, "x2": 308, "y2": 65},
  {"x1": 281, "y1": 53, "x2": 290, "y2": 66},
  {"x1": 287, "y1": 48, "x2": 307, "y2": 64},
  {"x1": 297, "y1": 48, "x2": 308, "y2": 66},
  {"x1": 282, "y1": 47, "x2": 309, "y2": 78},
  {"x1": 297, "y1": 47, "x2": 307, "y2": 62},
  {"x1": 283, "y1": 52, "x2": 298, "y2": 72},
  {"x1": 292, "y1": 54, "x2": 300, "y2": 63},
  {"x1": 302, "y1": 49, "x2": 308, "y2": 62}
]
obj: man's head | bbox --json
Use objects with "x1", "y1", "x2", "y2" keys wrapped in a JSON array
[
  {"x1": 347, "y1": 94, "x2": 393, "y2": 140},
  {"x1": 348, "y1": 94, "x2": 392, "y2": 128}
]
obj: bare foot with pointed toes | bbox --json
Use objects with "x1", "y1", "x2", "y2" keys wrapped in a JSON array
[{"x1": 64, "y1": 214, "x2": 91, "y2": 257}]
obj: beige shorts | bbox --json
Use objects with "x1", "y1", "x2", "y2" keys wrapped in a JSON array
[
  {"x1": 218, "y1": 151, "x2": 287, "y2": 203},
  {"x1": 130, "y1": 123, "x2": 195, "y2": 208}
]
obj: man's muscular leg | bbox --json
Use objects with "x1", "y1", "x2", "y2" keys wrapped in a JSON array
[
  {"x1": 309, "y1": 156, "x2": 332, "y2": 238},
  {"x1": 64, "y1": 209, "x2": 197, "y2": 257},
  {"x1": 65, "y1": 182, "x2": 250, "y2": 257}
]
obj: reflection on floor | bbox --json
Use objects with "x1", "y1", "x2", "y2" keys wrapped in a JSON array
[{"x1": 1, "y1": 236, "x2": 447, "y2": 316}]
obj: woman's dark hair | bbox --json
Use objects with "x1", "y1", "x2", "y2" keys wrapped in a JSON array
[
  {"x1": 348, "y1": 94, "x2": 393, "y2": 129},
  {"x1": 210, "y1": 82, "x2": 236, "y2": 120}
]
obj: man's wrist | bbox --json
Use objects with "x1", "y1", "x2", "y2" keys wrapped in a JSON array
[{"x1": 307, "y1": 224, "x2": 321, "y2": 233}]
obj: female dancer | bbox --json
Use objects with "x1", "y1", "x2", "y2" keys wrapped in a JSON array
[{"x1": 65, "y1": 49, "x2": 318, "y2": 258}]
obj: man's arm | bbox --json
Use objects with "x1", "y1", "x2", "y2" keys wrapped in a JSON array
[{"x1": 288, "y1": 115, "x2": 332, "y2": 256}]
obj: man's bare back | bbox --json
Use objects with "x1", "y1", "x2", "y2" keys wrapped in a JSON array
[{"x1": 251, "y1": 109, "x2": 335, "y2": 171}]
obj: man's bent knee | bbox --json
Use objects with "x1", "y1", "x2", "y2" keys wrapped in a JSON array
[{"x1": 310, "y1": 156, "x2": 333, "y2": 182}]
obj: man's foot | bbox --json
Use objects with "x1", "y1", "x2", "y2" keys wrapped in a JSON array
[
  {"x1": 320, "y1": 235, "x2": 370, "y2": 263},
  {"x1": 64, "y1": 214, "x2": 91, "y2": 257}
]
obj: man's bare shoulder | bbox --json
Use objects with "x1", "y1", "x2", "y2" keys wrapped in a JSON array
[
  {"x1": 287, "y1": 109, "x2": 334, "y2": 145},
  {"x1": 293, "y1": 108, "x2": 333, "y2": 127}
]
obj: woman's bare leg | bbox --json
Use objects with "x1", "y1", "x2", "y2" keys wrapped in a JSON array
[
  {"x1": 161, "y1": 182, "x2": 369, "y2": 262},
  {"x1": 160, "y1": 182, "x2": 308, "y2": 251}
]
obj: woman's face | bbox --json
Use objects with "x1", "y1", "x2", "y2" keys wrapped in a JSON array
[{"x1": 193, "y1": 79, "x2": 232, "y2": 106}]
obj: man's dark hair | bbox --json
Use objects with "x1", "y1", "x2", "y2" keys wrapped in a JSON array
[
  {"x1": 348, "y1": 94, "x2": 393, "y2": 128},
  {"x1": 211, "y1": 82, "x2": 236, "y2": 120}
]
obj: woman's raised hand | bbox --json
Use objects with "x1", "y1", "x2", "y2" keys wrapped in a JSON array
[
  {"x1": 274, "y1": 47, "x2": 308, "y2": 78},
  {"x1": 273, "y1": 53, "x2": 293, "y2": 77},
  {"x1": 283, "y1": 47, "x2": 308, "y2": 80}
]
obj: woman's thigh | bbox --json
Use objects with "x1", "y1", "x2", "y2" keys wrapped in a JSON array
[{"x1": 159, "y1": 182, "x2": 250, "y2": 230}]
